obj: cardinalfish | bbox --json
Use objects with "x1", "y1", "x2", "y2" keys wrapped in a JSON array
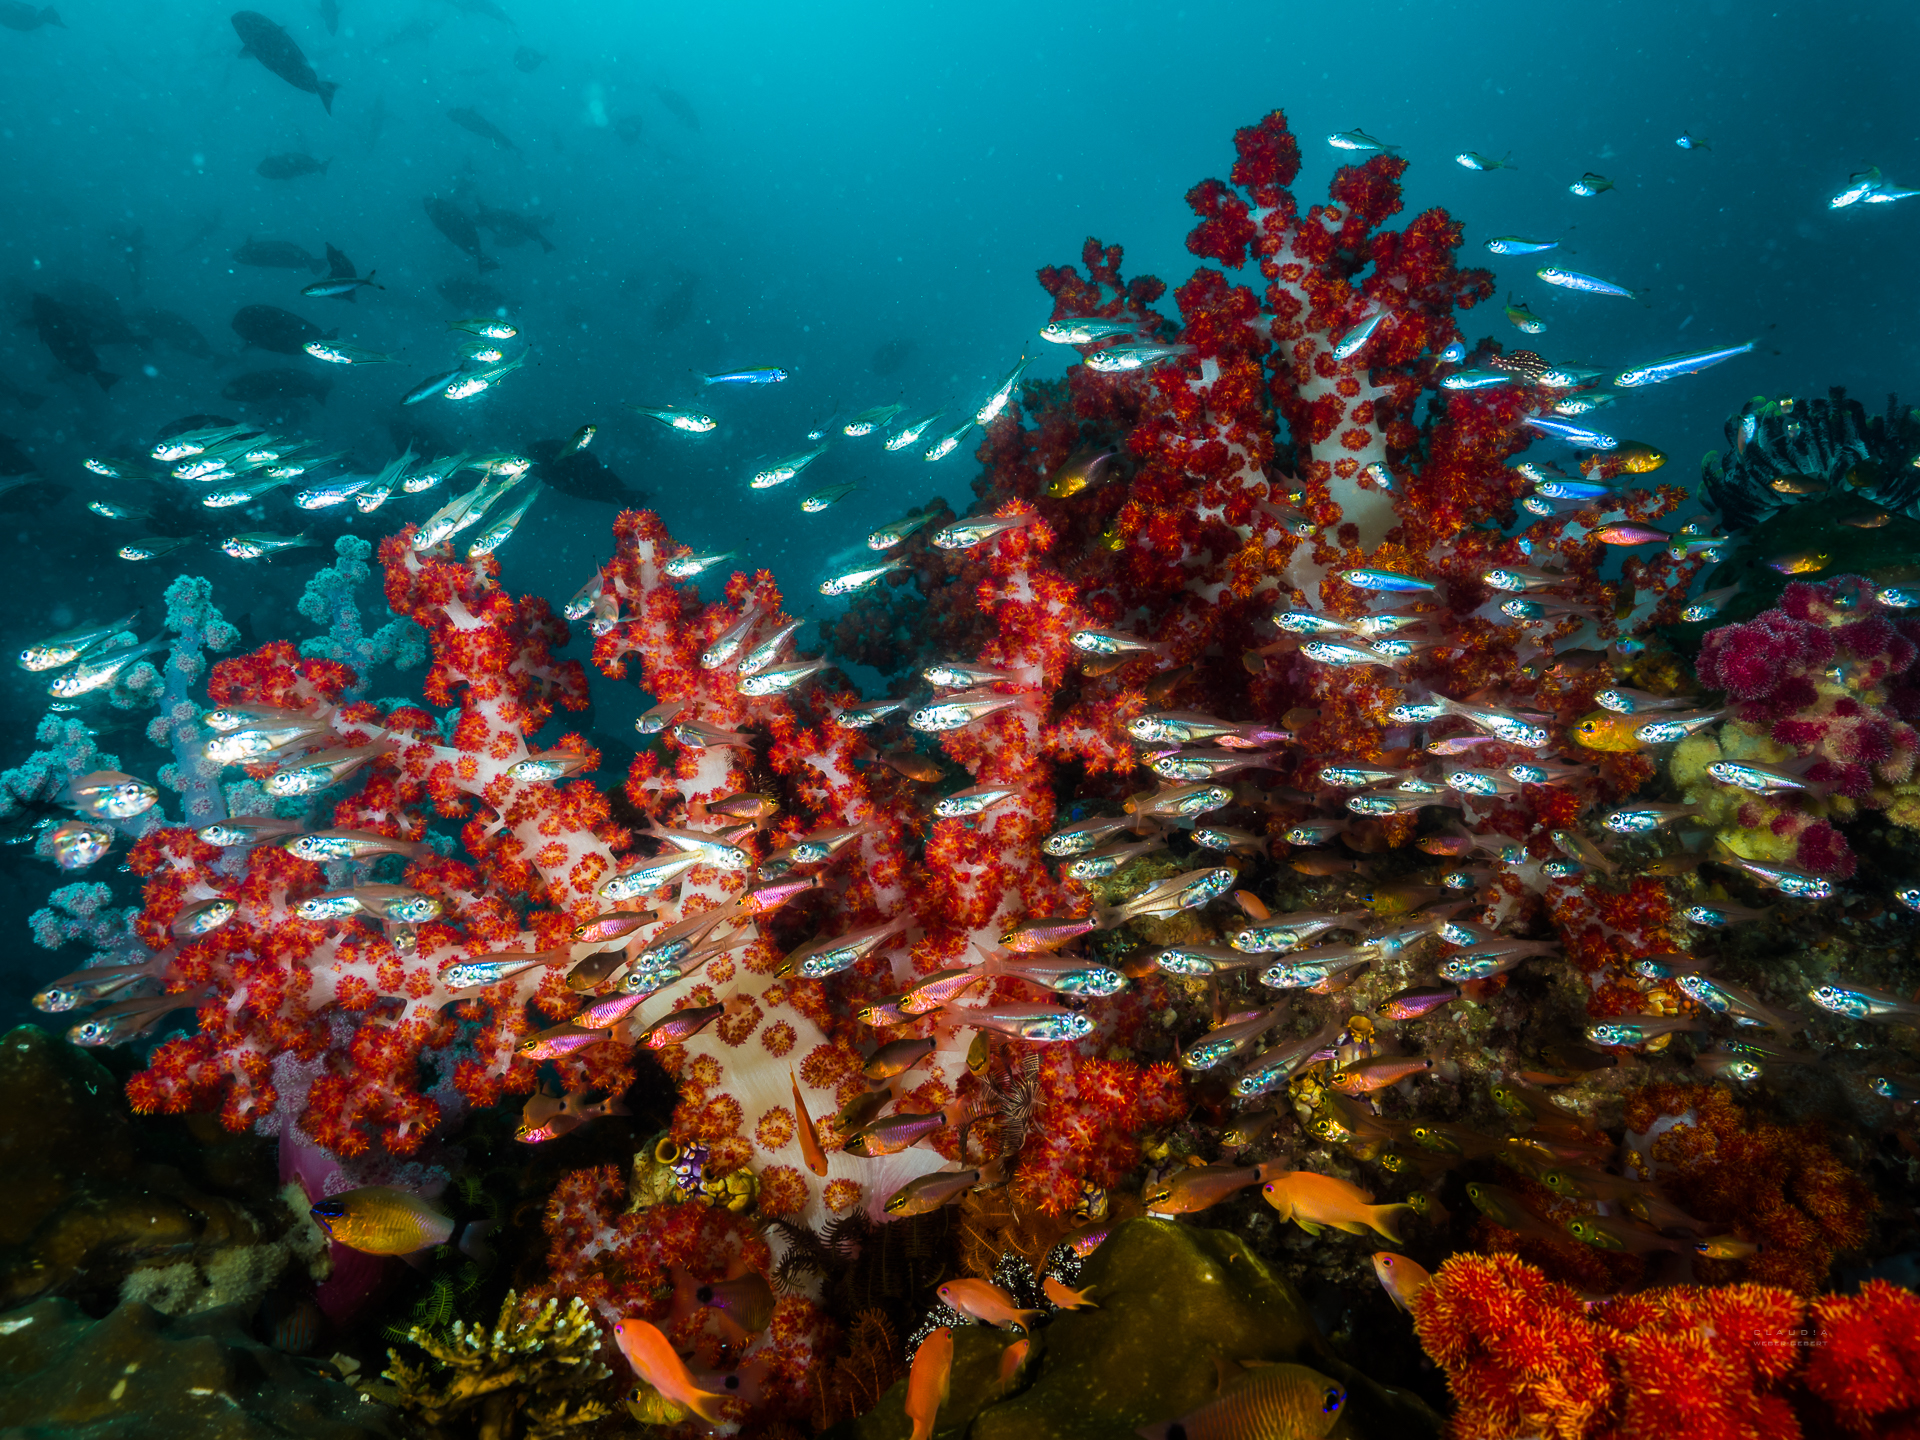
[
  {"x1": 694, "y1": 1273, "x2": 775, "y2": 1334},
  {"x1": 516, "y1": 1088, "x2": 630, "y2": 1143},
  {"x1": 884, "y1": 1167, "x2": 995, "y2": 1218},
  {"x1": 1140, "y1": 1363, "x2": 1345, "y2": 1440},
  {"x1": 1142, "y1": 1164, "x2": 1266, "y2": 1215},
  {"x1": 309, "y1": 1185, "x2": 457, "y2": 1256}
]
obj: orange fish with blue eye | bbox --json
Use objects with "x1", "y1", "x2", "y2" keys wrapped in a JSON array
[{"x1": 1572, "y1": 710, "x2": 1645, "y2": 753}]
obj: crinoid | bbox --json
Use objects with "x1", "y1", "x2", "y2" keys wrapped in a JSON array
[{"x1": 1703, "y1": 387, "x2": 1920, "y2": 530}]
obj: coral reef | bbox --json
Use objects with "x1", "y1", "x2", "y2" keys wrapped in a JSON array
[{"x1": 373, "y1": 1290, "x2": 615, "y2": 1439}]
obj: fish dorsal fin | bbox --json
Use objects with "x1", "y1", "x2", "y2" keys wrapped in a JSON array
[
  {"x1": 326, "y1": 243, "x2": 354, "y2": 278},
  {"x1": 1212, "y1": 1357, "x2": 1245, "y2": 1394}
]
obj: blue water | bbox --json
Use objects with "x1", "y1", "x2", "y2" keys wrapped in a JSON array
[{"x1": 0, "y1": 0, "x2": 1911, "y2": 1015}]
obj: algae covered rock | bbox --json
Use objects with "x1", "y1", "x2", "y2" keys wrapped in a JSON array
[
  {"x1": 843, "y1": 1217, "x2": 1442, "y2": 1440},
  {"x1": 0, "y1": 1295, "x2": 401, "y2": 1439}
]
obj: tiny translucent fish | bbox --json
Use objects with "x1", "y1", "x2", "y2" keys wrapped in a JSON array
[
  {"x1": 800, "y1": 483, "x2": 860, "y2": 514},
  {"x1": 222, "y1": 532, "x2": 312, "y2": 560},
  {"x1": 1504, "y1": 298, "x2": 1546, "y2": 335},
  {"x1": 867, "y1": 511, "x2": 937, "y2": 550},
  {"x1": 1485, "y1": 236, "x2": 1559, "y2": 255},
  {"x1": 1041, "y1": 317, "x2": 1139, "y2": 344},
  {"x1": 1442, "y1": 368, "x2": 1514, "y2": 393},
  {"x1": 663, "y1": 550, "x2": 734, "y2": 580},
  {"x1": 1879, "y1": 586, "x2": 1920, "y2": 609},
  {"x1": 1083, "y1": 342, "x2": 1193, "y2": 373},
  {"x1": 69, "y1": 771, "x2": 159, "y2": 820},
  {"x1": 975, "y1": 355, "x2": 1033, "y2": 425},
  {"x1": 883, "y1": 411, "x2": 943, "y2": 452},
  {"x1": 450, "y1": 317, "x2": 517, "y2": 339},
  {"x1": 1569, "y1": 172, "x2": 1615, "y2": 197},
  {"x1": 1829, "y1": 167, "x2": 1884, "y2": 209},
  {"x1": 909, "y1": 690, "x2": 1030, "y2": 733},
  {"x1": 841, "y1": 403, "x2": 904, "y2": 437},
  {"x1": 1330, "y1": 309, "x2": 1389, "y2": 362},
  {"x1": 1809, "y1": 983, "x2": 1920, "y2": 1022},
  {"x1": 1457, "y1": 151, "x2": 1515, "y2": 171},
  {"x1": 49, "y1": 821, "x2": 114, "y2": 870},
  {"x1": 1589, "y1": 522, "x2": 1670, "y2": 546},
  {"x1": 1342, "y1": 567, "x2": 1436, "y2": 593},
  {"x1": 934, "y1": 512, "x2": 1039, "y2": 550},
  {"x1": 738, "y1": 658, "x2": 826, "y2": 696},
  {"x1": 304, "y1": 340, "x2": 396, "y2": 365},
  {"x1": 119, "y1": 538, "x2": 193, "y2": 562},
  {"x1": 629, "y1": 404, "x2": 717, "y2": 433},
  {"x1": 1536, "y1": 266, "x2": 1635, "y2": 299},
  {"x1": 1329, "y1": 129, "x2": 1400, "y2": 155},
  {"x1": 923, "y1": 418, "x2": 975, "y2": 461}
]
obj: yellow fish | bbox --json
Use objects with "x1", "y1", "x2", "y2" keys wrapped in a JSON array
[
  {"x1": 1768, "y1": 550, "x2": 1829, "y2": 576},
  {"x1": 1572, "y1": 709, "x2": 1646, "y2": 753},
  {"x1": 1139, "y1": 1361, "x2": 1346, "y2": 1440},
  {"x1": 1260, "y1": 1170, "x2": 1413, "y2": 1243},
  {"x1": 308, "y1": 1185, "x2": 454, "y2": 1255}
]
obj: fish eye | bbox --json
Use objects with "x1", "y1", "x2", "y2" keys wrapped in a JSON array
[{"x1": 1324, "y1": 1385, "x2": 1345, "y2": 1413}]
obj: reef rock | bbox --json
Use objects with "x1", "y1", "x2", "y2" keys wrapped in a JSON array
[
  {"x1": 842, "y1": 1217, "x2": 1442, "y2": 1439},
  {"x1": 0, "y1": 1296, "x2": 400, "y2": 1439}
]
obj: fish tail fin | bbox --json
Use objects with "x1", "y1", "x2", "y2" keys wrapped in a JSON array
[
  {"x1": 1370, "y1": 1203, "x2": 1415, "y2": 1245},
  {"x1": 685, "y1": 1388, "x2": 733, "y2": 1424},
  {"x1": 42, "y1": 8, "x2": 63, "y2": 25},
  {"x1": 317, "y1": 81, "x2": 338, "y2": 114},
  {"x1": 1012, "y1": 1309, "x2": 1044, "y2": 1333},
  {"x1": 321, "y1": 158, "x2": 333, "y2": 174},
  {"x1": 339, "y1": 287, "x2": 355, "y2": 303},
  {"x1": 694, "y1": 372, "x2": 713, "y2": 386},
  {"x1": 457, "y1": 1218, "x2": 495, "y2": 1269},
  {"x1": 539, "y1": 237, "x2": 555, "y2": 253},
  {"x1": 368, "y1": 271, "x2": 384, "y2": 289},
  {"x1": 95, "y1": 370, "x2": 119, "y2": 392}
]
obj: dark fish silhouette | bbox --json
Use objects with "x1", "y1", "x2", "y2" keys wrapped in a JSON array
[
  {"x1": 448, "y1": 0, "x2": 513, "y2": 26},
  {"x1": 230, "y1": 304, "x2": 329, "y2": 354},
  {"x1": 423, "y1": 197, "x2": 498, "y2": 273},
  {"x1": 0, "y1": 372, "x2": 49, "y2": 410},
  {"x1": 28, "y1": 295, "x2": 117, "y2": 391},
  {"x1": 319, "y1": 0, "x2": 338, "y2": 35},
  {"x1": 234, "y1": 236, "x2": 325, "y2": 272},
  {"x1": 527, "y1": 437, "x2": 645, "y2": 507},
  {"x1": 232, "y1": 11, "x2": 338, "y2": 114},
  {"x1": 475, "y1": 203, "x2": 553, "y2": 252},
  {"x1": 300, "y1": 243, "x2": 382, "y2": 301},
  {"x1": 0, "y1": 4, "x2": 63, "y2": 31},
  {"x1": 871, "y1": 337, "x2": 916, "y2": 376},
  {"x1": 0, "y1": 434, "x2": 36, "y2": 474},
  {"x1": 436, "y1": 277, "x2": 506, "y2": 311},
  {"x1": 613, "y1": 115, "x2": 642, "y2": 145},
  {"x1": 137, "y1": 309, "x2": 214, "y2": 359},
  {"x1": 223, "y1": 367, "x2": 332, "y2": 405},
  {"x1": 512, "y1": 46, "x2": 542, "y2": 72},
  {"x1": 51, "y1": 283, "x2": 147, "y2": 347},
  {"x1": 650, "y1": 273, "x2": 698, "y2": 333},
  {"x1": 177, "y1": 212, "x2": 223, "y2": 253},
  {"x1": 447, "y1": 107, "x2": 515, "y2": 151},
  {"x1": 257, "y1": 152, "x2": 331, "y2": 179},
  {"x1": 653, "y1": 85, "x2": 698, "y2": 131}
]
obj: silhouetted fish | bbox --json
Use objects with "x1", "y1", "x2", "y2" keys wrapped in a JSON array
[
  {"x1": 512, "y1": 46, "x2": 543, "y2": 72},
  {"x1": 28, "y1": 296, "x2": 116, "y2": 391},
  {"x1": 0, "y1": 3, "x2": 63, "y2": 30},
  {"x1": 447, "y1": 107, "x2": 515, "y2": 151},
  {"x1": 231, "y1": 11, "x2": 338, "y2": 114},
  {"x1": 448, "y1": 0, "x2": 514, "y2": 26},
  {"x1": 319, "y1": 0, "x2": 338, "y2": 35},
  {"x1": 476, "y1": 203, "x2": 553, "y2": 252},
  {"x1": 653, "y1": 85, "x2": 698, "y2": 131},
  {"x1": 177, "y1": 212, "x2": 222, "y2": 253},
  {"x1": 423, "y1": 197, "x2": 498, "y2": 273},
  {"x1": 137, "y1": 309, "x2": 214, "y2": 359},
  {"x1": 0, "y1": 373, "x2": 49, "y2": 410},
  {"x1": 650, "y1": 273, "x2": 698, "y2": 332},
  {"x1": 234, "y1": 236, "x2": 325, "y2": 273},
  {"x1": 230, "y1": 304, "x2": 329, "y2": 354},
  {"x1": 614, "y1": 115, "x2": 642, "y2": 145},
  {"x1": 871, "y1": 337, "x2": 916, "y2": 376},
  {"x1": 0, "y1": 434, "x2": 36, "y2": 474},
  {"x1": 527, "y1": 438, "x2": 646, "y2": 507},
  {"x1": 223, "y1": 367, "x2": 332, "y2": 405},
  {"x1": 257, "y1": 152, "x2": 331, "y2": 180}
]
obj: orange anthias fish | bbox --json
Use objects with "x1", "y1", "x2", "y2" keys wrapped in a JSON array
[
  {"x1": 611, "y1": 1318, "x2": 733, "y2": 1424},
  {"x1": 1371, "y1": 1252, "x2": 1434, "y2": 1313},
  {"x1": 1142, "y1": 1164, "x2": 1266, "y2": 1215},
  {"x1": 904, "y1": 1327, "x2": 953, "y2": 1440},
  {"x1": 1260, "y1": 1171, "x2": 1414, "y2": 1243},
  {"x1": 1139, "y1": 1361, "x2": 1347, "y2": 1440},
  {"x1": 309, "y1": 1185, "x2": 454, "y2": 1255},
  {"x1": 1043, "y1": 1276, "x2": 1098, "y2": 1310},
  {"x1": 790, "y1": 1071, "x2": 829, "y2": 1177},
  {"x1": 936, "y1": 1279, "x2": 1043, "y2": 1334}
]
